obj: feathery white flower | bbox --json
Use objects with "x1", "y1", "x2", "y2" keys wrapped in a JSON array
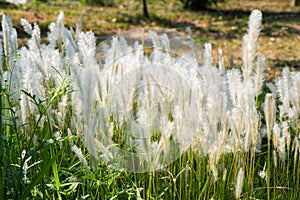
[
  {"x1": 0, "y1": 40, "x2": 2, "y2": 77},
  {"x1": 218, "y1": 48, "x2": 225, "y2": 75},
  {"x1": 264, "y1": 94, "x2": 276, "y2": 141},
  {"x1": 48, "y1": 11, "x2": 65, "y2": 48},
  {"x1": 71, "y1": 145, "x2": 90, "y2": 171},
  {"x1": 78, "y1": 31, "x2": 98, "y2": 69},
  {"x1": 282, "y1": 122, "x2": 291, "y2": 152},
  {"x1": 242, "y1": 10, "x2": 262, "y2": 80},
  {"x1": 203, "y1": 43, "x2": 213, "y2": 67},
  {"x1": 291, "y1": 73, "x2": 300, "y2": 119},
  {"x1": 273, "y1": 150, "x2": 278, "y2": 169},
  {"x1": 235, "y1": 167, "x2": 244, "y2": 199},
  {"x1": 63, "y1": 28, "x2": 77, "y2": 61},
  {"x1": 273, "y1": 123, "x2": 280, "y2": 150},
  {"x1": 2, "y1": 15, "x2": 18, "y2": 69},
  {"x1": 258, "y1": 162, "x2": 267, "y2": 180},
  {"x1": 161, "y1": 33, "x2": 171, "y2": 53},
  {"x1": 227, "y1": 69, "x2": 242, "y2": 106},
  {"x1": 278, "y1": 136, "x2": 286, "y2": 162},
  {"x1": 254, "y1": 55, "x2": 266, "y2": 98},
  {"x1": 20, "y1": 18, "x2": 33, "y2": 35},
  {"x1": 276, "y1": 68, "x2": 291, "y2": 115},
  {"x1": 266, "y1": 82, "x2": 277, "y2": 97},
  {"x1": 2, "y1": 15, "x2": 12, "y2": 57},
  {"x1": 185, "y1": 27, "x2": 198, "y2": 60}
]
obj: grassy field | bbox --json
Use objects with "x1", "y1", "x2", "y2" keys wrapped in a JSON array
[
  {"x1": 0, "y1": 0, "x2": 299, "y2": 80},
  {"x1": 0, "y1": 1, "x2": 300, "y2": 200}
]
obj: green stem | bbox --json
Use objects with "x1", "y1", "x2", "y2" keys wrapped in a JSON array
[
  {"x1": 267, "y1": 136, "x2": 271, "y2": 200},
  {"x1": 0, "y1": 166, "x2": 4, "y2": 200},
  {"x1": 49, "y1": 123, "x2": 61, "y2": 199},
  {"x1": 147, "y1": 172, "x2": 152, "y2": 200}
]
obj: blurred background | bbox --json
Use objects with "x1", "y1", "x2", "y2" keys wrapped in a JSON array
[{"x1": 0, "y1": 0, "x2": 299, "y2": 80}]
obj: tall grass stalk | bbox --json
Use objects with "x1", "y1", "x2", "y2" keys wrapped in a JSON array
[
  {"x1": 1, "y1": 8, "x2": 300, "y2": 199},
  {"x1": 264, "y1": 93, "x2": 275, "y2": 200}
]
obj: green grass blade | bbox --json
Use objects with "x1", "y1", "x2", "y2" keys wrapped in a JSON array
[
  {"x1": 198, "y1": 177, "x2": 210, "y2": 200},
  {"x1": 21, "y1": 148, "x2": 63, "y2": 199},
  {"x1": 50, "y1": 145, "x2": 62, "y2": 199}
]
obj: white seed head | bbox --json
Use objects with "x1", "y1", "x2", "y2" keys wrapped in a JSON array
[{"x1": 235, "y1": 167, "x2": 244, "y2": 199}]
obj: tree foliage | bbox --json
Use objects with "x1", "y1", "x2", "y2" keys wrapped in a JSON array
[
  {"x1": 181, "y1": 0, "x2": 224, "y2": 10},
  {"x1": 80, "y1": 0, "x2": 114, "y2": 6},
  {"x1": 291, "y1": 0, "x2": 300, "y2": 6}
]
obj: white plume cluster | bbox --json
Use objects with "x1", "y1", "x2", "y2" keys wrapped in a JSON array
[{"x1": 1, "y1": 10, "x2": 299, "y2": 174}]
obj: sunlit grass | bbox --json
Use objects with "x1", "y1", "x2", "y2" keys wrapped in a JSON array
[{"x1": 0, "y1": 7, "x2": 300, "y2": 200}]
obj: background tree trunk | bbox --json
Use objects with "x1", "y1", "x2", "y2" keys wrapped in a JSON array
[
  {"x1": 142, "y1": 0, "x2": 149, "y2": 18},
  {"x1": 291, "y1": 0, "x2": 300, "y2": 6}
]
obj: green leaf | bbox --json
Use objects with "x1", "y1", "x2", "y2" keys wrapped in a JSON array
[{"x1": 21, "y1": 148, "x2": 64, "y2": 199}]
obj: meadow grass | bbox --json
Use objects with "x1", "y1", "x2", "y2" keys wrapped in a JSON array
[
  {"x1": 0, "y1": 8, "x2": 300, "y2": 200},
  {"x1": 0, "y1": 0, "x2": 299, "y2": 81}
]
